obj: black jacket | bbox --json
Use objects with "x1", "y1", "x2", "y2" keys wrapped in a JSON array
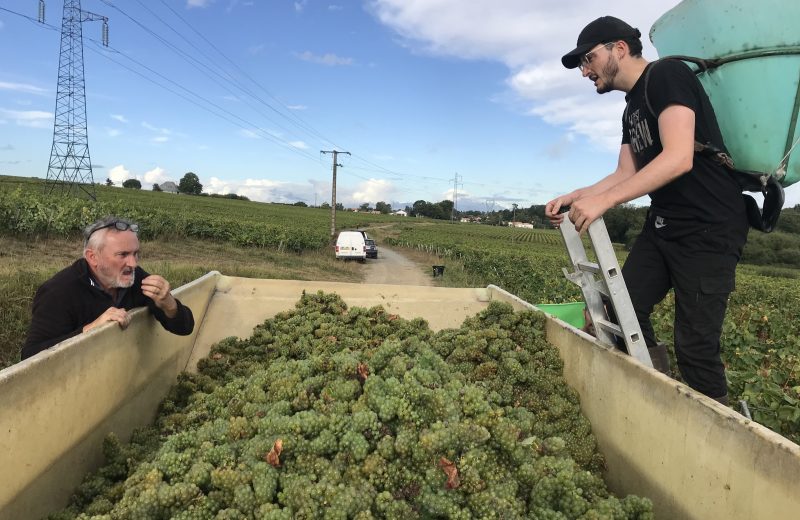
[{"x1": 22, "y1": 259, "x2": 194, "y2": 359}]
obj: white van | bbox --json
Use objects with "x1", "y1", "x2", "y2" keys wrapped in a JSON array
[{"x1": 335, "y1": 230, "x2": 367, "y2": 261}]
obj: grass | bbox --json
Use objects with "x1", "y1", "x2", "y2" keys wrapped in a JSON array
[{"x1": 0, "y1": 235, "x2": 363, "y2": 369}]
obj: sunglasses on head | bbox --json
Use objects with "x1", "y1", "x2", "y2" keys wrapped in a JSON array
[{"x1": 86, "y1": 220, "x2": 139, "y2": 239}]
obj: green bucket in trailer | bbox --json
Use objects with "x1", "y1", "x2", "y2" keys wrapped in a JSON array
[
  {"x1": 535, "y1": 302, "x2": 586, "y2": 329},
  {"x1": 650, "y1": 0, "x2": 800, "y2": 187}
]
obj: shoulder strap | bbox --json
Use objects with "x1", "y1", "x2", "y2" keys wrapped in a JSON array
[
  {"x1": 640, "y1": 58, "x2": 784, "y2": 232},
  {"x1": 641, "y1": 59, "x2": 741, "y2": 172}
]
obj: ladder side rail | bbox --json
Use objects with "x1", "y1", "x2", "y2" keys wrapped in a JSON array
[
  {"x1": 586, "y1": 218, "x2": 653, "y2": 367},
  {"x1": 559, "y1": 218, "x2": 618, "y2": 347}
]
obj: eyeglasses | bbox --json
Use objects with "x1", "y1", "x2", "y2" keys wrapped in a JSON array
[
  {"x1": 579, "y1": 42, "x2": 615, "y2": 72},
  {"x1": 85, "y1": 220, "x2": 139, "y2": 240}
]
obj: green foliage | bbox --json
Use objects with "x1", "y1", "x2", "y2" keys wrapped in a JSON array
[
  {"x1": 178, "y1": 172, "x2": 203, "y2": 195},
  {"x1": 741, "y1": 231, "x2": 800, "y2": 268},
  {"x1": 384, "y1": 222, "x2": 582, "y2": 305},
  {"x1": 412, "y1": 199, "x2": 454, "y2": 220},
  {"x1": 0, "y1": 178, "x2": 394, "y2": 252},
  {"x1": 52, "y1": 293, "x2": 652, "y2": 519},
  {"x1": 122, "y1": 179, "x2": 142, "y2": 189}
]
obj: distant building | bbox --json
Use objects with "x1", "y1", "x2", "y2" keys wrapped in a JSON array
[
  {"x1": 159, "y1": 181, "x2": 178, "y2": 193},
  {"x1": 509, "y1": 221, "x2": 534, "y2": 229},
  {"x1": 392, "y1": 210, "x2": 408, "y2": 217}
]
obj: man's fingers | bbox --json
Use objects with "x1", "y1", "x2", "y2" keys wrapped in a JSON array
[
  {"x1": 142, "y1": 276, "x2": 170, "y2": 301},
  {"x1": 103, "y1": 308, "x2": 130, "y2": 328}
]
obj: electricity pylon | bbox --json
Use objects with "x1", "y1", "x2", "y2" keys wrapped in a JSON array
[{"x1": 43, "y1": 0, "x2": 108, "y2": 200}]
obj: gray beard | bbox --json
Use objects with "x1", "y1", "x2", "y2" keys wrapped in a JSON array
[{"x1": 114, "y1": 275, "x2": 135, "y2": 289}]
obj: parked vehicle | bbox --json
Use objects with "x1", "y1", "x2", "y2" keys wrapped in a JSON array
[
  {"x1": 335, "y1": 230, "x2": 366, "y2": 261},
  {"x1": 365, "y1": 238, "x2": 378, "y2": 259}
]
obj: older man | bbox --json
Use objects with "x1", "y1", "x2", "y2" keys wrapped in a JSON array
[{"x1": 22, "y1": 216, "x2": 194, "y2": 359}]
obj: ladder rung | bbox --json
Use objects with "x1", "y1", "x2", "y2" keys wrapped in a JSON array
[
  {"x1": 575, "y1": 260, "x2": 600, "y2": 274},
  {"x1": 595, "y1": 319, "x2": 622, "y2": 336},
  {"x1": 559, "y1": 215, "x2": 653, "y2": 369}
]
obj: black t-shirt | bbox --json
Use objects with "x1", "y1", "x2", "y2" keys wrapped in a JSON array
[{"x1": 622, "y1": 59, "x2": 744, "y2": 223}]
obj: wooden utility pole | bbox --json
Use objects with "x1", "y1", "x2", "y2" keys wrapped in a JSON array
[{"x1": 321, "y1": 150, "x2": 350, "y2": 239}]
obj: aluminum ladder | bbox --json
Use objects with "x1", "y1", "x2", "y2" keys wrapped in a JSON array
[{"x1": 559, "y1": 214, "x2": 653, "y2": 368}]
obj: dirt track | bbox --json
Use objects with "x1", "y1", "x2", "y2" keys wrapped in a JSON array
[{"x1": 360, "y1": 246, "x2": 433, "y2": 286}]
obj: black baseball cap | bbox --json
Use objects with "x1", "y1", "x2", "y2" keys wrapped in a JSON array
[{"x1": 561, "y1": 16, "x2": 641, "y2": 69}]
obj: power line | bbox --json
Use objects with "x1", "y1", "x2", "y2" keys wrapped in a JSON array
[
  {"x1": 83, "y1": 40, "x2": 322, "y2": 164},
  {"x1": 7, "y1": 3, "x2": 551, "y2": 202},
  {"x1": 98, "y1": 0, "x2": 323, "y2": 152}
]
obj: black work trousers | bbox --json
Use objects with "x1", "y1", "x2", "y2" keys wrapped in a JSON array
[{"x1": 622, "y1": 212, "x2": 748, "y2": 399}]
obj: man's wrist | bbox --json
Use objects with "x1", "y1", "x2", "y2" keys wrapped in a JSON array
[{"x1": 160, "y1": 296, "x2": 179, "y2": 318}]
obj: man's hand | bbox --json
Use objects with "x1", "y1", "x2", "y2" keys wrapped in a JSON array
[
  {"x1": 544, "y1": 193, "x2": 577, "y2": 228},
  {"x1": 141, "y1": 275, "x2": 178, "y2": 317},
  {"x1": 568, "y1": 194, "x2": 614, "y2": 234},
  {"x1": 83, "y1": 307, "x2": 131, "y2": 332}
]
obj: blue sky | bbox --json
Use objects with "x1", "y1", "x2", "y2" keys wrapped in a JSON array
[{"x1": 2, "y1": 0, "x2": 797, "y2": 211}]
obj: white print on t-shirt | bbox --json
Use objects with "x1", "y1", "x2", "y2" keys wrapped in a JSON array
[{"x1": 626, "y1": 108, "x2": 654, "y2": 154}]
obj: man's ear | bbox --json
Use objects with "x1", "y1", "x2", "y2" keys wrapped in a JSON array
[
  {"x1": 615, "y1": 40, "x2": 630, "y2": 60},
  {"x1": 84, "y1": 248, "x2": 97, "y2": 268}
]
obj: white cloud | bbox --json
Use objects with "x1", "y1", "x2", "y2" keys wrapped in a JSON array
[
  {"x1": 289, "y1": 141, "x2": 308, "y2": 150},
  {"x1": 106, "y1": 128, "x2": 121, "y2": 137},
  {"x1": 141, "y1": 121, "x2": 172, "y2": 143},
  {"x1": 328, "y1": 5, "x2": 343, "y2": 11},
  {"x1": 186, "y1": 0, "x2": 213, "y2": 8},
  {"x1": 142, "y1": 121, "x2": 171, "y2": 134},
  {"x1": 110, "y1": 114, "x2": 128, "y2": 123},
  {"x1": 0, "y1": 109, "x2": 51, "y2": 128},
  {"x1": 206, "y1": 176, "x2": 329, "y2": 204},
  {"x1": 368, "y1": 0, "x2": 680, "y2": 149},
  {"x1": 287, "y1": 104, "x2": 307, "y2": 111},
  {"x1": 295, "y1": 51, "x2": 353, "y2": 66},
  {"x1": 239, "y1": 129, "x2": 261, "y2": 139},
  {"x1": 294, "y1": 1, "x2": 308, "y2": 13},
  {"x1": 248, "y1": 44, "x2": 266, "y2": 55},
  {"x1": 0, "y1": 81, "x2": 47, "y2": 95},
  {"x1": 108, "y1": 165, "x2": 132, "y2": 184},
  {"x1": 351, "y1": 179, "x2": 396, "y2": 204},
  {"x1": 143, "y1": 167, "x2": 170, "y2": 184}
]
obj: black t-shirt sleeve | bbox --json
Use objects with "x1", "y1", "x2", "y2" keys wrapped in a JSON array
[{"x1": 646, "y1": 60, "x2": 701, "y2": 119}]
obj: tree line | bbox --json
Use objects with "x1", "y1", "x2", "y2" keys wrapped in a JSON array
[{"x1": 407, "y1": 197, "x2": 800, "y2": 270}]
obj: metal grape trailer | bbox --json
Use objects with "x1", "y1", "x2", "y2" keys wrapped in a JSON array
[{"x1": 1, "y1": 273, "x2": 797, "y2": 520}]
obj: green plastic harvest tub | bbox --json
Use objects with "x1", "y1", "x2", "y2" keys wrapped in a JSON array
[
  {"x1": 535, "y1": 302, "x2": 586, "y2": 329},
  {"x1": 650, "y1": 0, "x2": 800, "y2": 187}
]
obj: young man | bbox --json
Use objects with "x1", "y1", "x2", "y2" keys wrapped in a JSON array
[
  {"x1": 545, "y1": 16, "x2": 748, "y2": 404},
  {"x1": 22, "y1": 216, "x2": 195, "y2": 359}
]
